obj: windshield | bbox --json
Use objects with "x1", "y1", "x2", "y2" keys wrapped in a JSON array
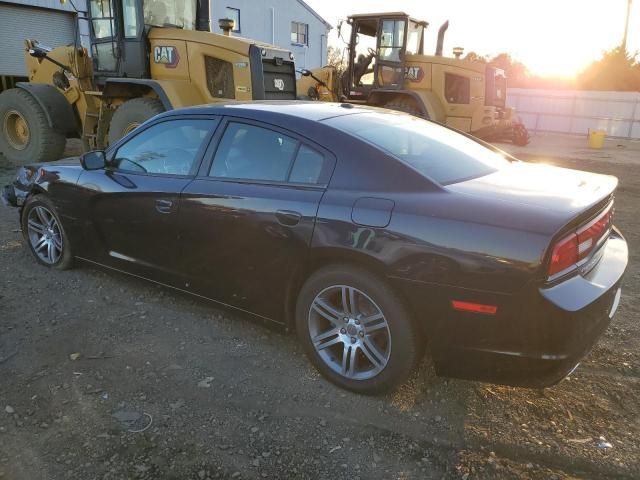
[
  {"x1": 324, "y1": 112, "x2": 510, "y2": 185},
  {"x1": 144, "y1": 0, "x2": 197, "y2": 29}
]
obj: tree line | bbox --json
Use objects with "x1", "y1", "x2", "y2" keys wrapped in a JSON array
[
  {"x1": 465, "y1": 47, "x2": 640, "y2": 91},
  {"x1": 326, "y1": 46, "x2": 640, "y2": 91}
]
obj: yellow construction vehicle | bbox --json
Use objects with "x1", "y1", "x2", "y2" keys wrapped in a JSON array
[
  {"x1": 296, "y1": 12, "x2": 529, "y2": 145},
  {"x1": 0, "y1": 0, "x2": 296, "y2": 164}
]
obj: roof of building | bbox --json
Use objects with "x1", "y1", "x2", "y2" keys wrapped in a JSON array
[{"x1": 296, "y1": 0, "x2": 332, "y2": 29}]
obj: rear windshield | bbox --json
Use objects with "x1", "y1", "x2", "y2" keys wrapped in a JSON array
[{"x1": 324, "y1": 112, "x2": 510, "y2": 185}]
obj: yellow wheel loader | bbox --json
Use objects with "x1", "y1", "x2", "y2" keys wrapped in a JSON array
[
  {"x1": 296, "y1": 12, "x2": 530, "y2": 145},
  {"x1": 0, "y1": 0, "x2": 296, "y2": 165}
]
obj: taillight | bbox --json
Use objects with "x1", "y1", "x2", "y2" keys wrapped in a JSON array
[
  {"x1": 548, "y1": 233, "x2": 578, "y2": 277},
  {"x1": 576, "y1": 207, "x2": 612, "y2": 260},
  {"x1": 547, "y1": 204, "x2": 613, "y2": 278}
]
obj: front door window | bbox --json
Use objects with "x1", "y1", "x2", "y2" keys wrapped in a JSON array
[{"x1": 113, "y1": 119, "x2": 216, "y2": 176}]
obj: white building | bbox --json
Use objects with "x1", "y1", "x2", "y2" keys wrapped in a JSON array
[
  {"x1": 0, "y1": 0, "x2": 90, "y2": 80},
  {"x1": 0, "y1": 0, "x2": 331, "y2": 87},
  {"x1": 211, "y1": 0, "x2": 331, "y2": 71}
]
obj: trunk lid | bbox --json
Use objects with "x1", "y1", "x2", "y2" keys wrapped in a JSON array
[{"x1": 448, "y1": 162, "x2": 617, "y2": 220}]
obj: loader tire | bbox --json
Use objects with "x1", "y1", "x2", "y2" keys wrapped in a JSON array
[
  {"x1": 108, "y1": 97, "x2": 165, "y2": 145},
  {"x1": 512, "y1": 123, "x2": 530, "y2": 146},
  {"x1": 0, "y1": 88, "x2": 66, "y2": 166}
]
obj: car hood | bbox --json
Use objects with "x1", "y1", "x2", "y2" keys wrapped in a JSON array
[{"x1": 448, "y1": 161, "x2": 617, "y2": 216}]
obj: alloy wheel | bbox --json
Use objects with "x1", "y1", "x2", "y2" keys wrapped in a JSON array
[
  {"x1": 27, "y1": 206, "x2": 63, "y2": 264},
  {"x1": 308, "y1": 285, "x2": 392, "y2": 380}
]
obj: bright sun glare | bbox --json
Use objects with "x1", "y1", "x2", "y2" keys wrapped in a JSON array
[
  {"x1": 316, "y1": 0, "x2": 637, "y2": 78},
  {"x1": 495, "y1": 0, "x2": 631, "y2": 77}
]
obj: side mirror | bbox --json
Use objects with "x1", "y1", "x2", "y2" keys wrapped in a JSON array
[
  {"x1": 80, "y1": 150, "x2": 106, "y2": 170},
  {"x1": 300, "y1": 69, "x2": 311, "y2": 77}
]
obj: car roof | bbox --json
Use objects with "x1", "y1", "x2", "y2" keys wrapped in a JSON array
[{"x1": 159, "y1": 101, "x2": 379, "y2": 123}]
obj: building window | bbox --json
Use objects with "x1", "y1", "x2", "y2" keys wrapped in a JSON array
[
  {"x1": 291, "y1": 21, "x2": 308, "y2": 45},
  {"x1": 225, "y1": 7, "x2": 240, "y2": 32}
]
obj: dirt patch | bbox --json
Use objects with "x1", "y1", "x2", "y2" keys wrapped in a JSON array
[{"x1": 0, "y1": 148, "x2": 638, "y2": 479}]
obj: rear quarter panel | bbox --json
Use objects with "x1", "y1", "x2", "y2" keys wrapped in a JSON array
[{"x1": 311, "y1": 145, "x2": 553, "y2": 351}]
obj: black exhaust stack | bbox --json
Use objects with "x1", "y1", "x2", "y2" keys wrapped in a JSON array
[
  {"x1": 196, "y1": 0, "x2": 210, "y2": 31},
  {"x1": 435, "y1": 20, "x2": 449, "y2": 56}
]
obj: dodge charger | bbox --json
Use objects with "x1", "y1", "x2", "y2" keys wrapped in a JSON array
[{"x1": 2, "y1": 102, "x2": 628, "y2": 394}]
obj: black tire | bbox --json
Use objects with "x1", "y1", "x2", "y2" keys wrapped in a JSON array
[
  {"x1": 0, "y1": 88, "x2": 66, "y2": 165},
  {"x1": 108, "y1": 97, "x2": 165, "y2": 145},
  {"x1": 21, "y1": 195, "x2": 73, "y2": 270},
  {"x1": 512, "y1": 123, "x2": 530, "y2": 146},
  {"x1": 384, "y1": 99, "x2": 424, "y2": 118},
  {"x1": 296, "y1": 265, "x2": 424, "y2": 394}
]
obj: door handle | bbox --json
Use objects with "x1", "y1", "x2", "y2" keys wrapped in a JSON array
[
  {"x1": 275, "y1": 210, "x2": 302, "y2": 226},
  {"x1": 155, "y1": 199, "x2": 174, "y2": 214}
]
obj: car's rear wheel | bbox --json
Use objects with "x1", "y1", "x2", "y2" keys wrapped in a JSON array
[
  {"x1": 21, "y1": 195, "x2": 73, "y2": 269},
  {"x1": 296, "y1": 265, "x2": 423, "y2": 394}
]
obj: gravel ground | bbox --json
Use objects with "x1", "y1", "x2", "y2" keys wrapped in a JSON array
[{"x1": 0, "y1": 143, "x2": 638, "y2": 479}]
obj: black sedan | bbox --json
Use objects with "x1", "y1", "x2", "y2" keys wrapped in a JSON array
[{"x1": 2, "y1": 102, "x2": 628, "y2": 394}]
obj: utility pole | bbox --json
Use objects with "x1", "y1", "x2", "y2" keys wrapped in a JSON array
[{"x1": 622, "y1": 0, "x2": 632, "y2": 51}]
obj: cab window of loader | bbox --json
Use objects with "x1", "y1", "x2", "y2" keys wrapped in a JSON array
[
  {"x1": 144, "y1": 0, "x2": 197, "y2": 30},
  {"x1": 406, "y1": 22, "x2": 423, "y2": 55},
  {"x1": 379, "y1": 20, "x2": 405, "y2": 62},
  {"x1": 90, "y1": 0, "x2": 116, "y2": 39},
  {"x1": 352, "y1": 20, "x2": 377, "y2": 87},
  {"x1": 122, "y1": 0, "x2": 139, "y2": 37}
]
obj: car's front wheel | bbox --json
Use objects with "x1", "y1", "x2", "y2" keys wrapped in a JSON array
[
  {"x1": 296, "y1": 265, "x2": 423, "y2": 394},
  {"x1": 21, "y1": 195, "x2": 73, "y2": 269}
]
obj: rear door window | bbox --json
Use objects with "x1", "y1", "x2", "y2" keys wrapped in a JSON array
[
  {"x1": 210, "y1": 122, "x2": 297, "y2": 181},
  {"x1": 209, "y1": 122, "x2": 331, "y2": 184},
  {"x1": 289, "y1": 145, "x2": 325, "y2": 184}
]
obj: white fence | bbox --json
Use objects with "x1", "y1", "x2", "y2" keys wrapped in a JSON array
[{"x1": 507, "y1": 88, "x2": 640, "y2": 139}]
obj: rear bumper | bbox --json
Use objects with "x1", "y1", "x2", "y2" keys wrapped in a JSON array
[
  {"x1": 401, "y1": 229, "x2": 628, "y2": 387},
  {"x1": 436, "y1": 283, "x2": 621, "y2": 387}
]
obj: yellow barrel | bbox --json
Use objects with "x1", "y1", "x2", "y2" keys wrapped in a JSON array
[{"x1": 588, "y1": 129, "x2": 606, "y2": 149}]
